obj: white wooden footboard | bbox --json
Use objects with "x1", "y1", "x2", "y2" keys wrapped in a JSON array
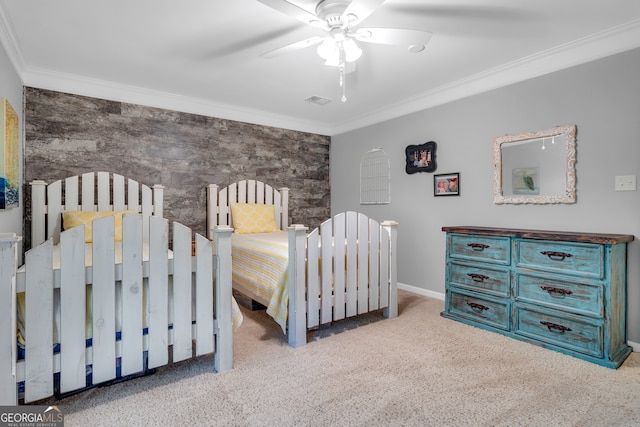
[
  {"x1": 0, "y1": 220, "x2": 233, "y2": 404},
  {"x1": 207, "y1": 181, "x2": 398, "y2": 348},
  {"x1": 287, "y1": 212, "x2": 398, "y2": 348}
]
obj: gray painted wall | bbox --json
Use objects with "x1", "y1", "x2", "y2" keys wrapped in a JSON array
[
  {"x1": 331, "y1": 48, "x2": 640, "y2": 343},
  {"x1": 23, "y1": 88, "x2": 330, "y2": 249},
  {"x1": 0, "y1": 38, "x2": 24, "y2": 260}
]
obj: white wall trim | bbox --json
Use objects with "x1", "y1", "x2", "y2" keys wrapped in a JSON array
[
  {"x1": 0, "y1": 4, "x2": 26, "y2": 79},
  {"x1": 398, "y1": 282, "x2": 444, "y2": 301}
]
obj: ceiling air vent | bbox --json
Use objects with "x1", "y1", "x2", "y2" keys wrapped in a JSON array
[{"x1": 305, "y1": 96, "x2": 331, "y2": 105}]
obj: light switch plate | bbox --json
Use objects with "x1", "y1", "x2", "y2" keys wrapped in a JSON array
[{"x1": 615, "y1": 175, "x2": 636, "y2": 191}]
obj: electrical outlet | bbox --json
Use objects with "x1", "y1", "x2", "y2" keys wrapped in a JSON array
[{"x1": 615, "y1": 175, "x2": 636, "y2": 191}]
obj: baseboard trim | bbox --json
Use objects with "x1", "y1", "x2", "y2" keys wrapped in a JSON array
[{"x1": 397, "y1": 282, "x2": 444, "y2": 301}]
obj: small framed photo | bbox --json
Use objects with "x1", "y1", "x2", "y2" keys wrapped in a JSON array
[
  {"x1": 405, "y1": 141, "x2": 437, "y2": 174},
  {"x1": 434, "y1": 173, "x2": 460, "y2": 196}
]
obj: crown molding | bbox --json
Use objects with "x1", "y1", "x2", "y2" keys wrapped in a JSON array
[
  {"x1": 330, "y1": 19, "x2": 640, "y2": 135},
  {"x1": 0, "y1": 4, "x2": 26, "y2": 79}
]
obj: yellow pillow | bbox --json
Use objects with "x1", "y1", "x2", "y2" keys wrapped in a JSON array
[
  {"x1": 62, "y1": 210, "x2": 114, "y2": 243},
  {"x1": 230, "y1": 203, "x2": 279, "y2": 234},
  {"x1": 62, "y1": 210, "x2": 139, "y2": 242}
]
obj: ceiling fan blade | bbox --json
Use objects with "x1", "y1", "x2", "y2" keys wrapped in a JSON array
[
  {"x1": 354, "y1": 28, "x2": 433, "y2": 48},
  {"x1": 342, "y1": 0, "x2": 387, "y2": 27},
  {"x1": 255, "y1": 0, "x2": 328, "y2": 31},
  {"x1": 261, "y1": 36, "x2": 325, "y2": 59}
]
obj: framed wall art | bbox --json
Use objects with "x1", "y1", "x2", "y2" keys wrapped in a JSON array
[
  {"x1": 405, "y1": 141, "x2": 437, "y2": 174},
  {"x1": 434, "y1": 173, "x2": 459, "y2": 196},
  {"x1": 1, "y1": 97, "x2": 19, "y2": 209}
]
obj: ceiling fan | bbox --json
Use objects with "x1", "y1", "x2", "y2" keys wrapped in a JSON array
[{"x1": 256, "y1": 0, "x2": 433, "y2": 102}]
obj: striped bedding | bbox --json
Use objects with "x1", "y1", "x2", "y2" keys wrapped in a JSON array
[{"x1": 231, "y1": 231, "x2": 290, "y2": 333}]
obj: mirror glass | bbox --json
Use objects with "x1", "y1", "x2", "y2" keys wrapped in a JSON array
[{"x1": 493, "y1": 124, "x2": 576, "y2": 204}]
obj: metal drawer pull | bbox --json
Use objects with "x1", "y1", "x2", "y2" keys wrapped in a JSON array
[
  {"x1": 468, "y1": 273, "x2": 489, "y2": 282},
  {"x1": 540, "y1": 321, "x2": 572, "y2": 333},
  {"x1": 467, "y1": 302, "x2": 489, "y2": 312},
  {"x1": 467, "y1": 243, "x2": 490, "y2": 251},
  {"x1": 540, "y1": 286, "x2": 573, "y2": 297},
  {"x1": 540, "y1": 250, "x2": 573, "y2": 261}
]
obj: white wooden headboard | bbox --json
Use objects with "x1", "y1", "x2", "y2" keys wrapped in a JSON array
[
  {"x1": 30, "y1": 171, "x2": 164, "y2": 246},
  {"x1": 207, "y1": 180, "x2": 289, "y2": 238}
]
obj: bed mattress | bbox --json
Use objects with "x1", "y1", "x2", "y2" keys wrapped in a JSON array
[{"x1": 231, "y1": 231, "x2": 289, "y2": 332}]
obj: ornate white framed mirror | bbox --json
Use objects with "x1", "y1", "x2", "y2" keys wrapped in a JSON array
[{"x1": 493, "y1": 124, "x2": 577, "y2": 204}]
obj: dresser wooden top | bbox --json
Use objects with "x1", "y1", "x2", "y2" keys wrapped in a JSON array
[{"x1": 442, "y1": 226, "x2": 634, "y2": 245}]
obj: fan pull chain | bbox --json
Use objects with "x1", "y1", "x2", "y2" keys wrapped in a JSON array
[
  {"x1": 340, "y1": 64, "x2": 347, "y2": 102},
  {"x1": 339, "y1": 45, "x2": 347, "y2": 102}
]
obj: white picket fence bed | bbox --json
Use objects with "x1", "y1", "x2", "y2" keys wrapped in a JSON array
[
  {"x1": 0, "y1": 172, "x2": 234, "y2": 404},
  {"x1": 207, "y1": 180, "x2": 398, "y2": 348}
]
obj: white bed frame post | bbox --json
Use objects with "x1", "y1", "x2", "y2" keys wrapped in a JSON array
[
  {"x1": 279, "y1": 187, "x2": 289, "y2": 229},
  {"x1": 30, "y1": 180, "x2": 47, "y2": 247},
  {"x1": 206, "y1": 184, "x2": 219, "y2": 238},
  {"x1": 0, "y1": 234, "x2": 20, "y2": 405},
  {"x1": 287, "y1": 224, "x2": 308, "y2": 348},
  {"x1": 382, "y1": 220, "x2": 399, "y2": 319},
  {"x1": 213, "y1": 226, "x2": 234, "y2": 372}
]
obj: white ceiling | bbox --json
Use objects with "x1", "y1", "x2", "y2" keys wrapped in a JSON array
[{"x1": 1, "y1": 0, "x2": 639, "y2": 136}]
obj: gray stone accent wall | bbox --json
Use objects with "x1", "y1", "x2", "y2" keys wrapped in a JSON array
[{"x1": 23, "y1": 87, "x2": 330, "y2": 248}]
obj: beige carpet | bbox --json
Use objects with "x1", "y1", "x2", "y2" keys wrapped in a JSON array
[{"x1": 39, "y1": 290, "x2": 640, "y2": 426}]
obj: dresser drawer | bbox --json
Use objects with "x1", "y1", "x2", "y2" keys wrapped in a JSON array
[
  {"x1": 515, "y1": 305, "x2": 603, "y2": 358},
  {"x1": 515, "y1": 273, "x2": 603, "y2": 317},
  {"x1": 449, "y1": 234, "x2": 511, "y2": 265},
  {"x1": 449, "y1": 261, "x2": 510, "y2": 297},
  {"x1": 446, "y1": 289, "x2": 510, "y2": 331},
  {"x1": 516, "y1": 239, "x2": 604, "y2": 279}
]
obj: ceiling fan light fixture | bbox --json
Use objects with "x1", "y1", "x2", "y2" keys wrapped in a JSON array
[
  {"x1": 317, "y1": 37, "x2": 337, "y2": 61},
  {"x1": 343, "y1": 38, "x2": 362, "y2": 62},
  {"x1": 317, "y1": 36, "x2": 362, "y2": 64},
  {"x1": 256, "y1": 0, "x2": 437, "y2": 103}
]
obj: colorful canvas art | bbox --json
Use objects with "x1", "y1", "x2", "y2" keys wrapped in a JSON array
[{"x1": 1, "y1": 97, "x2": 19, "y2": 209}]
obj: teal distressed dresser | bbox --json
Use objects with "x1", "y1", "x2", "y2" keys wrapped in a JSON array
[{"x1": 441, "y1": 226, "x2": 634, "y2": 368}]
